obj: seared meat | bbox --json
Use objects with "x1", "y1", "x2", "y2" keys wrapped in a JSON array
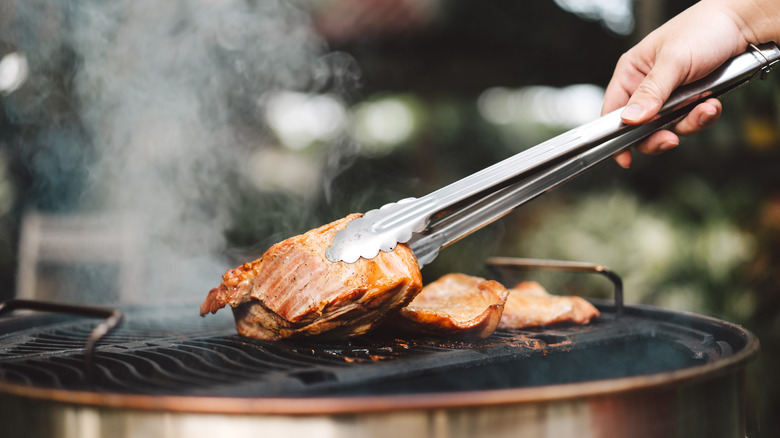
[
  {"x1": 200, "y1": 213, "x2": 423, "y2": 340},
  {"x1": 498, "y1": 281, "x2": 600, "y2": 329},
  {"x1": 393, "y1": 273, "x2": 509, "y2": 339}
]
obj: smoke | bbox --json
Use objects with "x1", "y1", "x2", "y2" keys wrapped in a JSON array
[
  {"x1": 74, "y1": 0, "x2": 334, "y2": 301},
  {"x1": 3, "y1": 0, "x2": 347, "y2": 303}
]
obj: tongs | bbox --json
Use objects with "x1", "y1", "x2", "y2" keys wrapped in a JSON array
[{"x1": 327, "y1": 43, "x2": 780, "y2": 267}]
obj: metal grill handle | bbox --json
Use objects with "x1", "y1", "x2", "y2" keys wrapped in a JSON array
[
  {"x1": 0, "y1": 299, "x2": 124, "y2": 378},
  {"x1": 486, "y1": 257, "x2": 624, "y2": 316}
]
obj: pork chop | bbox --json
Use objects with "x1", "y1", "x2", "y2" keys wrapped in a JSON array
[
  {"x1": 393, "y1": 273, "x2": 509, "y2": 339},
  {"x1": 498, "y1": 281, "x2": 600, "y2": 329},
  {"x1": 200, "y1": 213, "x2": 423, "y2": 340}
]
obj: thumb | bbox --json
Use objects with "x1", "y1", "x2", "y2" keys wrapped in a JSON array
[{"x1": 620, "y1": 66, "x2": 683, "y2": 125}]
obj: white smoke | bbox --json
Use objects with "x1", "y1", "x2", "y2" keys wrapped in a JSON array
[{"x1": 62, "y1": 0, "x2": 332, "y2": 302}]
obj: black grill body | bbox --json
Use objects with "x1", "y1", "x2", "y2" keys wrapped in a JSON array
[{"x1": 0, "y1": 302, "x2": 746, "y2": 398}]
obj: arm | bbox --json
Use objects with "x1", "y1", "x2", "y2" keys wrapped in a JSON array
[{"x1": 603, "y1": 0, "x2": 780, "y2": 168}]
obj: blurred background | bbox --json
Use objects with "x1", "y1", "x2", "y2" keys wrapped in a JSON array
[{"x1": 0, "y1": 0, "x2": 777, "y2": 435}]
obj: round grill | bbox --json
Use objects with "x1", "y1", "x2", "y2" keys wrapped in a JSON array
[
  {"x1": 0, "y1": 259, "x2": 759, "y2": 438},
  {"x1": 0, "y1": 301, "x2": 753, "y2": 400}
]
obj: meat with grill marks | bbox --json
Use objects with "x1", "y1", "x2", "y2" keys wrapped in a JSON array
[
  {"x1": 392, "y1": 273, "x2": 510, "y2": 339},
  {"x1": 498, "y1": 281, "x2": 600, "y2": 329},
  {"x1": 200, "y1": 213, "x2": 423, "y2": 341}
]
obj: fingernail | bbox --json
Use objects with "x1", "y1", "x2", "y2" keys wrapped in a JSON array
[
  {"x1": 615, "y1": 153, "x2": 632, "y2": 169},
  {"x1": 659, "y1": 139, "x2": 678, "y2": 151},
  {"x1": 698, "y1": 110, "x2": 716, "y2": 126},
  {"x1": 621, "y1": 104, "x2": 645, "y2": 123}
]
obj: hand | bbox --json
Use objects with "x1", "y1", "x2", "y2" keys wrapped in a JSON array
[{"x1": 602, "y1": 0, "x2": 752, "y2": 168}]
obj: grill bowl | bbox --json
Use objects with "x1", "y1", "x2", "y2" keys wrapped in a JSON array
[{"x1": 0, "y1": 299, "x2": 758, "y2": 438}]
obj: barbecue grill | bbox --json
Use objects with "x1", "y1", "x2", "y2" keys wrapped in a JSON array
[{"x1": 0, "y1": 258, "x2": 758, "y2": 438}]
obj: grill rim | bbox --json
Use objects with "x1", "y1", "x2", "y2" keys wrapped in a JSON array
[{"x1": 0, "y1": 302, "x2": 759, "y2": 415}]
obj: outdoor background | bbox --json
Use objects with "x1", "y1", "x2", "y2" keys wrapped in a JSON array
[{"x1": 0, "y1": 1, "x2": 778, "y2": 435}]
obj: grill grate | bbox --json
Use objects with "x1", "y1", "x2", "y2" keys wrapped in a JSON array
[{"x1": 0, "y1": 302, "x2": 740, "y2": 397}]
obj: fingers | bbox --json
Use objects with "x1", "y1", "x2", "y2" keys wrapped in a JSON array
[
  {"x1": 619, "y1": 54, "x2": 690, "y2": 125},
  {"x1": 634, "y1": 130, "x2": 680, "y2": 156},
  {"x1": 613, "y1": 150, "x2": 632, "y2": 169},
  {"x1": 613, "y1": 131, "x2": 678, "y2": 169},
  {"x1": 601, "y1": 45, "x2": 691, "y2": 125},
  {"x1": 671, "y1": 98, "x2": 721, "y2": 136},
  {"x1": 636, "y1": 99, "x2": 721, "y2": 152},
  {"x1": 612, "y1": 99, "x2": 722, "y2": 168},
  {"x1": 601, "y1": 52, "x2": 652, "y2": 116},
  {"x1": 600, "y1": 0, "x2": 747, "y2": 169}
]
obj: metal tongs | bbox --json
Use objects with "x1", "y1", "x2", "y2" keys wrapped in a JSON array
[{"x1": 327, "y1": 43, "x2": 780, "y2": 267}]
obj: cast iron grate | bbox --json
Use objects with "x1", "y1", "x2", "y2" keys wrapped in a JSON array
[{"x1": 0, "y1": 302, "x2": 739, "y2": 397}]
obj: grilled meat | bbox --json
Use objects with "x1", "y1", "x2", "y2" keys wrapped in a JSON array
[
  {"x1": 393, "y1": 273, "x2": 509, "y2": 339},
  {"x1": 200, "y1": 213, "x2": 423, "y2": 340},
  {"x1": 498, "y1": 281, "x2": 600, "y2": 329}
]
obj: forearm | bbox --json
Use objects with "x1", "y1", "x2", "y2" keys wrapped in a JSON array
[{"x1": 716, "y1": 0, "x2": 780, "y2": 44}]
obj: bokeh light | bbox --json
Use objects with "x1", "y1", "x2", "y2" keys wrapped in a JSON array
[
  {"x1": 351, "y1": 96, "x2": 418, "y2": 155},
  {"x1": 0, "y1": 52, "x2": 28, "y2": 95},
  {"x1": 265, "y1": 91, "x2": 348, "y2": 151}
]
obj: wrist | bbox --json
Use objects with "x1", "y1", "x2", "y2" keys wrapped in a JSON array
[{"x1": 714, "y1": 0, "x2": 780, "y2": 44}]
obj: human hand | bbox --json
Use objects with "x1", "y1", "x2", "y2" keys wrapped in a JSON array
[{"x1": 602, "y1": 0, "x2": 752, "y2": 168}]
